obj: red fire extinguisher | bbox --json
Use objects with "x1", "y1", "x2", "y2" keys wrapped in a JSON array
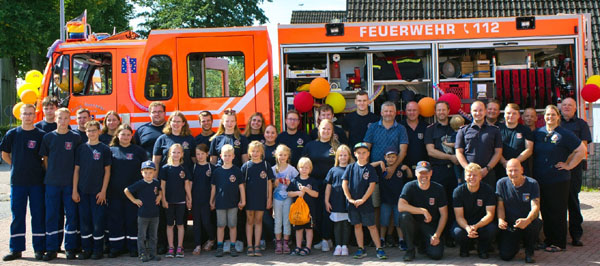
[{"x1": 330, "y1": 53, "x2": 340, "y2": 79}]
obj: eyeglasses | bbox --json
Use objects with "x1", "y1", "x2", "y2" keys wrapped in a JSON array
[
  {"x1": 224, "y1": 109, "x2": 236, "y2": 115},
  {"x1": 21, "y1": 112, "x2": 35, "y2": 116},
  {"x1": 286, "y1": 118, "x2": 299, "y2": 122}
]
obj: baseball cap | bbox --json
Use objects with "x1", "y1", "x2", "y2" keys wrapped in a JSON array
[
  {"x1": 415, "y1": 161, "x2": 432, "y2": 172},
  {"x1": 141, "y1": 160, "x2": 156, "y2": 170},
  {"x1": 353, "y1": 142, "x2": 370, "y2": 151},
  {"x1": 384, "y1": 146, "x2": 399, "y2": 156}
]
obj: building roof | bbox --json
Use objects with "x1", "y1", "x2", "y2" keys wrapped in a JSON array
[{"x1": 290, "y1": 10, "x2": 347, "y2": 24}]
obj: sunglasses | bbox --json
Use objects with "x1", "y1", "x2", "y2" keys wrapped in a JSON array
[
  {"x1": 224, "y1": 109, "x2": 236, "y2": 115},
  {"x1": 199, "y1": 111, "x2": 211, "y2": 116}
]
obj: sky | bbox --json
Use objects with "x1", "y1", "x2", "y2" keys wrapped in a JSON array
[{"x1": 129, "y1": 0, "x2": 347, "y2": 75}]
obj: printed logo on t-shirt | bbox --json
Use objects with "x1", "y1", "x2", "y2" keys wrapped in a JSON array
[
  {"x1": 362, "y1": 171, "x2": 370, "y2": 180},
  {"x1": 27, "y1": 140, "x2": 37, "y2": 149},
  {"x1": 522, "y1": 193, "x2": 530, "y2": 201},
  {"x1": 65, "y1": 142, "x2": 73, "y2": 150},
  {"x1": 271, "y1": 150, "x2": 276, "y2": 156},
  {"x1": 477, "y1": 199, "x2": 483, "y2": 207},
  {"x1": 418, "y1": 133, "x2": 424, "y2": 140},
  {"x1": 305, "y1": 184, "x2": 313, "y2": 190},
  {"x1": 260, "y1": 170, "x2": 267, "y2": 179},
  {"x1": 550, "y1": 134, "x2": 559, "y2": 144},
  {"x1": 429, "y1": 197, "x2": 435, "y2": 205},
  {"x1": 93, "y1": 150, "x2": 101, "y2": 160},
  {"x1": 179, "y1": 170, "x2": 186, "y2": 179},
  {"x1": 260, "y1": 139, "x2": 265, "y2": 144},
  {"x1": 329, "y1": 148, "x2": 335, "y2": 156},
  {"x1": 154, "y1": 187, "x2": 158, "y2": 195},
  {"x1": 182, "y1": 141, "x2": 190, "y2": 149},
  {"x1": 206, "y1": 169, "x2": 211, "y2": 177},
  {"x1": 296, "y1": 138, "x2": 304, "y2": 147},
  {"x1": 234, "y1": 139, "x2": 241, "y2": 147},
  {"x1": 516, "y1": 133, "x2": 523, "y2": 139},
  {"x1": 396, "y1": 170, "x2": 403, "y2": 178},
  {"x1": 126, "y1": 153, "x2": 134, "y2": 160},
  {"x1": 229, "y1": 174, "x2": 237, "y2": 183}
]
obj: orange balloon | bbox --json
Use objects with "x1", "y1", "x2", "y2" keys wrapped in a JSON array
[
  {"x1": 20, "y1": 89, "x2": 38, "y2": 104},
  {"x1": 309, "y1": 78, "x2": 330, "y2": 99},
  {"x1": 418, "y1": 97, "x2": 436, "y2": 117},
  {"x1": 12, "y1": 102, "x2": 24, "y2": 120}
]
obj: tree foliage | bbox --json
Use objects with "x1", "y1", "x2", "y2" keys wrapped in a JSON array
[{"x1": 135, "y1": 0, "x2": 270, "y2": 36}]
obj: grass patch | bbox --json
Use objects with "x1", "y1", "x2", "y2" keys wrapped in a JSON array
[{"x1": 581, "y1": 186, "x2": 600, "y2": 192}]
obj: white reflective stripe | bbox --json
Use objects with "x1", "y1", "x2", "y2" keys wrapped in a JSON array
[
  {"x1": 109, "y1": 236, "x2": 125, "y2": 241},
  {"x1": 232, "y1": 74, "x2": 269, "y2": 112},
  {"x1": 126, "y1": 236, "x2": 138, "y2": 240},
  {"x1": 93, "y1": 235, "x2": 104, "y2": 240},
  {"x1": 32, "y1": 233, "x2": 46, "y2": 237},
  {"x1": 46, "y1": 229, "x2": 64, "y2": 236},
  {"x1": 246, "y1": 60, "x2": 269, "y2": 86},
  {"x1": 10, "y1": 233, "x2": 26, "y2": 238},
  {"x1": 81, "y1": 234, "x2": 93, "y2": 239},
  {"x1": 64, "y1": 230, "x2": 78, "y2": 235}
]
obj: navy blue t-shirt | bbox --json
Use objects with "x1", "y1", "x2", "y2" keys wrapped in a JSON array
[
  {"x1": 247, "y1": 133, "x2": 265, "y2": 143},
  {"x1": 380, "y1": 165, "x2": 410, "y2": 205},
  {"x1": 276, "y1": 131, "x2": 310, "y2": 167},
  {"x1": 75, "y1": 142, "x2": 112, "y2": 194},
  {"x1": 108, "y1": 144, "x2": 148, "y2": 199},
  {"x1": 343, "y1": 111, "x2": 380, "y2": 148},
  {"x1": 310, "y1": 125, "x2": 348, "y2": 145},
  {"x1": 325, "y1": 166, "x2": 348, "y2": 213},
  {"x1": 153, "y1": 134, "x2": 195, "y2": 171},
  {"x1": 209, "y1": 134, "x2": 249, "y2": 167},
  {"x1": 400, "y1": 180, "x2": 447, "y2": 224},
  {"x1": 287, "y1": 175, "x2": 321, "y2": 218},
  {"x1": 264, "y1": 143, "x2": 277, "y2": 167},
  {"x1": 134, "y1": 122, "x2": 165, "y2": 158},
  {"x1": 499, "y1": 124, "x2": 533, "y2": 161},
  {"x1": 342, "y1": 162, "x2": 379, "y2": 213},
  {"x1": 561, "y1": 117, "x2": 592, "y2": 143},
  {"x1": 401, "y1": 120, "x2": 429, "y2": 168},
  {"x1": 242, "y1": 160, "x2": 275, "y2": 211},
  {"x1": 211, "y1": 165, "x2": 244, "y2": 209},
  {"x1": 455, "y1": 123, "x2": 502, "y2": 167},
  {"x1": 452, "y1": 183, "x2": 496, "y2": 224},
  {"x1": 194, "y1": 132, "x2": 214, "y2": 148},
  {"x1": 191, "y1": 163, "x2": 214, "y2": 204},
  {"x1": 73, "y1": 129, "x2": 88, "y2": 144},
  {"x1": 39, "y1": 131, "x2": 81, "y2": 186},
  {"x1": 302, "y1": 140, "x2": 336, "y2": 181},
  {"x1": 99, "y1": 133, "x2": 114, "y2": 145},
  {"x1": 35, "y1": 120, "x2": 60, "y2": 133},
  {"x1": 158, "y1": 164, "x2": 189, "y2": 203},
  {"x1": 424, "y1": 122, "x2": 455, "y2": 165},
  {"x1": 533, "y1": 126, "x2": 581, "y2": 184},
  {"x1": 496, "y1": 176, "x2": 539, "y2": 224},
  {"x1": 0, "y1": 127, "x2": 46, "y2": 186},
  {"x1": 127, "y1": 179, "x2": 161, "y2": 218}
]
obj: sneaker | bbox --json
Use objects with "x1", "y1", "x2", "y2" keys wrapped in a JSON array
[
  {"x1": 380, "y1": 238, "x2": 387, "y2": 248},
  {"x1": 376, "y1": 248, "x2": 387, "y2": 259},
  {"x1": 314, "y1": 241, "x2": 322, "y2": 250},
  {"x1": 34, "y1": 251, "x2": 44, "y2": 260},
  {"x1": 176, "y1": 247, "x2": 184, "y2": 258},
  {"x1": 193, "y1": 245, "x2": 202, "y2": 255},
  {"x1": 230, "y1": 244, "x2": 238, "y2": 257},
  {"x1": 165, "y1": 248, "x2": 175, "y2": 258},
  {"x1": 235, "y1": 241, "x2": 244, "y2": 253},
  {"x1": 399, "y1": 239, "x2": 408, "y2": 251},
  {"x1": 223, "y1": 241, "x2": 231, "y2": 253},
  {"x1": 259, "y1": 240, "x2": 266, "y2": 251},
  {"x1": 275, "y1": 240, "x2": 283, "y2": 254},
  {"x1": 78, "y1": 250, "x2": 92, "y2": 260},
  {"x1": 321, "y1": 240, "x2": 330, "y2": 252},
  {"x1": 42, "y1": 251, "x2": 57, "y2": 261},
  {"x1": 91, "y1": 251, "x2": 103, "y2": 260},
  {"x1": 353, "y1": 248, "x2": 367, "y2": 259},
  {"x1": 327, "y1": 239, "x2": 333, "y2": 250},
  {"x1": 282, "y1": 240, "x2": 291, "y2": 254},
  {"x1": 403, "y1": 249, "x2": 415, "y2": 261},
  {"x1": 215, "y1": 247, "x2": 224, "y2": 257},
  {"x1": 333, "y1": 245, "x2": 342, "y2": 256},
  {"x1": 65, "y1": 250, "x2": 77, "y2": 260},
  {"x1": 341, "y1": 245, "x2": 349, "y2": 256},
  {"x1": 2, "y1": 252, "x2": 21, "y2": 261},
  {"x1": 139, "y1": 253, "x2": 148, "y2": 262}
]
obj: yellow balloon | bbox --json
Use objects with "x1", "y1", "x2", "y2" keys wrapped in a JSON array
[
  {"x1": 20, "y1": 89, "x2": 38, "y2": 104},
  {"x1": 25, "y1": 70, "x2": 43, "y2": 88},
  {"x1": 296, "y1": 84, "x2": 310, "y2": 92},
  {"x1": 12, "y1": 102, "x2": 24, "y2": 120},
  {"x1": 17, "y1": 83, "x2": 37, "y2": 97},
  {"x1": 325, "y1": 92, "x2": 346, "y2": 113},
  {"x1": 73, "y1": 76, "x2": 84, "y2": 93},
  {"x1": 586, "y1": 75, "x2": 600, "y2": 87}
]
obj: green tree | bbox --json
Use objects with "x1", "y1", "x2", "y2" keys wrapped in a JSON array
[{"x1": 135, "y1": 0, "x2": 270, "y2": 36}]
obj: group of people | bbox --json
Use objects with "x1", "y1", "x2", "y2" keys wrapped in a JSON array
[{"x1": 1, "y1": 90, "x2": 590, "y2": 263}]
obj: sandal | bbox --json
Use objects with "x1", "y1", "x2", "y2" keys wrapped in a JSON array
[
  {"x1": 299, "y1": 247, "x2": 311, "y2": 256},
  {"x1": 193, "y1": 245, "x2": 201, "y2": 255},
  {"x1": 203, "y1": 240, "x2": 215, "y2": 251},
  {"x1": 545, "y1": 245, "x2": 563, "y2": 253},
  {"x1": 246, "y1": 246, "x2": 255, "y2": 256},
  {"x1": 254, "y1": 246, "x2": 262, "y2": 257},
  {"x1": 290, "y1": 247, "x2": 301, "y2": 255}
]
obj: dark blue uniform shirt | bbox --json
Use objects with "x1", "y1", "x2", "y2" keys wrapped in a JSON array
[
  {"x1": 241, "y1": 160, "x2": 274, "y2": 210},
  {"x1": 342, "y1": 162, "x2": 379, "y2": 213},
  {"x1": 209, "y1": 134, "x2": 248, "y2": 167},
  {"x1": 73, "y1": 129, "x2": 88, "y2": 143},
  {"x1": 424, "y1": 122, "x2": 455, "y2": 165},
  {"x1": 134, "y1": 122, "x2": 165, "y2": 158},
  {"x1": 303, "y1": 140, "x2": 336, "y2": 181},
  {"x1": 211, "y1": 165, "x2": 244, "y2": 209},
  {"x1": 452, "y1": 183, "x2": 496, "y2": 224},
  {"x1": 287, "y1": 175, "x2": 321, "y2": 218},
  {"x1": 455, "y1": 122, "x2": 502, "y2": 167},
  {"x1": 310, "y1": 125, "x2": 348, "y2": 145},
  {"x1": 99, "y1": 133, "x2": 114, "y2": 145},
  {"x1": 75, "y1": 142, "x2": 112, "y2": 194},
  {"x1": 343, "y1": 111, "x2": 380, "y2": 148},
  {"x1": 276, "y1": 131, "x2": 310, "y2": 167},
  {"x1": 108, "y1": 144, "x2": 148, "y2": 199},
  {"x1": 39, "y1": 131, "x2": 81, "y2": 186},
  {"x1": 380, "y1": 165, "x2": 410, "y2": 205},
  {"x1": 194, "y1": 132, "x2": 214, "y2": 148},
  {"x1": 401, "y1": 119, "x2": 429, "y2": 168},
  {"x1": 325, "y1": 166, "x2": 348, "y2": 213},
  {"x1": 191, "y1": 163, "x2": 214, "y2": 204},
  {"x1": 400, "y1": 180, "x2": 447, "y2": 224},
  {"x1": 153, "y1": 134, "x2": 195, "y2": 171},
  {"x1": 0, "y1": 127, "x2": 46, "y2": 186},
  {"x1": 127, "y1": 179, "x2": 161, "y2": 218},
  {"x1": 533, "y1": 126, "x2": 581, "y2": 184},
  {"x1": 158, "y1": 164, "x2": 189, "y2": 203},
  {"x1": 496, "y1": 176, "x2": 539, "y2": 224}
]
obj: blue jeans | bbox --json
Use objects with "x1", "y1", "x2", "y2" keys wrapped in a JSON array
[{"x1": 380, "y1": 203, "x2": 400, "y2": 227}]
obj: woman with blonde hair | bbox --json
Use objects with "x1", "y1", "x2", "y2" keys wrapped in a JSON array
[
  {"x1": 209, "y1": 108, "x2": 249, "y2": 167},
  {"x1": 244, "y1": 112, "x2": 266, "y2": 142},
  {"x1": 153, "y1": 111, "x2": 195, "y2": 171}
]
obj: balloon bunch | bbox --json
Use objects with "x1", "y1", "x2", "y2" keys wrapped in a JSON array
[
  {"x1": 582, "y1": 75, "x2": 600, "y2": 102},
  {"x1": 13, "y1": 70, "x2": 43, "y2": 120},
  {"x1": 293, "y1": 78, "x2": 347, "y2": 113}
]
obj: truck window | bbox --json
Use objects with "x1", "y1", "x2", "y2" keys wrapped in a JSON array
[
  {"x1": 145, "y1": 55, "x2": 173, "y2": 100},
  {"x1": 187, "y1": 52, "x2": 245, "y2": 98},
  {"x1": 72, "y1": 53, "x2": 113, "y2": 96},
  {"x1": 49, "y1": 54, "x2": 71, "y2": 107}
]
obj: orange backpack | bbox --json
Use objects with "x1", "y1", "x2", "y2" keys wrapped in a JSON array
[{"x1": 289, "y1": 197, "x2": 311, "y2": 226}]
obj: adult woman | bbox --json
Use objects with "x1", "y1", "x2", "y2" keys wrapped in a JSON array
[
  {"x1": 153, "y1": 111, "x2": 196, "y2": 171},
  {"x1": 209, "y1": 108, "x2": 249, "y2": 167},
  {"x1": 244, "y1": 112, "x2": 266, "y2": 142},
  {"x1": 106, "y1": 124, "x2": 148, "y2": 257},
  {"x1": 533, "y1": 105, "x2": 586, "y2": 252},
  {"x1": 263, "y1": 125, "x2": 278, "y2": 166},
  {"x1": 100, "y1": 111, "x2": 121, "y2": 145}
]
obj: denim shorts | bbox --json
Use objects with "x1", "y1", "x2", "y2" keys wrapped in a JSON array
[
  {"x1": 348, "y1": 209, "x2": 375, "y2": 226},
  {"x1": 380, "y1": 203, "x2": 400, "y2": 227}
]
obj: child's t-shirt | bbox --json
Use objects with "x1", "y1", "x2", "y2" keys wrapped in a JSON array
[
  {"x1": 325, "y1": 166, "x2": 348, "y2": 213},
  {"x1": 158, "y1": 164, "x2": 189, "y2": 204},
  {"x1": 127, "y1": 179, "x2": 161, "y2": 218},
  {"x1": 287, "y1": 175, "x2": 320, "y2": 217},
  {"x1": 379, "y1": 164, "x2": 410, "y2": 205},
  {"x1": 75, "y1": 142, "x2": 112, "y2": 194},
  {"x1": 272, "y1": 164, "x2": 299, "y2": 201},
  {"x1": 191, "y1": 163, "x2": 214, "y2": 204},
  {"x1": 242, "y1": 160, "x2": 275, "y2": 210},
  {"x1": 342, "y1": 162, "x2": 379, "y2": 213},
  {"x1": 39, "y1": 131, "x2": 81, "y2": 186},
  {"x1": 211, "y1": 165, "x2": 244, "y2": 209},
  {"x1": 209, "y1": 134, "x2": 249, "y2": 167}
]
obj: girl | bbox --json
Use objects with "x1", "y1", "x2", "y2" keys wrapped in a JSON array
[
  {"x1": 159, "y1": 144, "x2": 191, "y2": 258},
  {"x1": 272, "y1": 144, "x2": 298, "y2": 254},
  {"x1": 241, "y1": 141, "x2": 274, "y2": 256},
  {"x1": 100, "y1": 111, "x2": 121, "y2": 145},
  {"x1": 287, "y1": 157, "x2": 319, "y2": 256},
  {"x1": 324, "y1": 145, "x2": 353, "y2": 256},
  {"x1": 244, "y1": 112, "x2": 266, "y2": 142},
  {"x1": 187, "y1": 144, "x2": 216, "y2": 255},
  {"x1": 153, "y1": 111, "x2": 196, "y2": 172},
  {"x1": 209, "y1": 108, "x2": 249, "y2": 167},
  {"x1": 263, "y1": 124, "x2": 278, "y2": 166}
]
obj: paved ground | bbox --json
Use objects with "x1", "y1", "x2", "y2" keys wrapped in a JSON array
[{"x1": 0, "y1": 162, "x2": 598, "y2": 265}]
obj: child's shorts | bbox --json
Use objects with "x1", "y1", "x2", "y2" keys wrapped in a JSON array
[
  {"x1": 166, "y1": 203, "x2": 186, "y2": 226},
  {"x1": 292, "y1": 217, "x2": 314, "y2": 230},
  {"x1": 216, "y1": 207, "x2": 237, "y2": 227},
  {"x1": 348, "y1": 209, "x2": 375, "y2": 226}
]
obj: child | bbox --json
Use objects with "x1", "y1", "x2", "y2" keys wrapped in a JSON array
[
  {"x1": 210, "y1": 144, "x2": 246, "y2": 257},
  {"x1": 39, "y1": 108, "x2": 81, "y2": 261},
  {"x1": 325, "y1": 145, "x2": 354, "y2": 256},
  {"x1": 187, "y1": 144, "x2": 216, "y2": 255},
  {"x1": 373, "y1": 147, "x2": 412, "y2": 250},
  {"x1": 241, "y1": 141, "x2": 274, "y2": 256},
  {"x1": 159, "y1": 144, "x2": 191, "y2": 258},
  {"x1": 287, "y1": 157, "x2": 319, "y2": 256},
  {"x1": 124, "y1": 161, "x2": 162, "y2": 262},
  {"x1": 445, "y1": 115, "x2": 465, "y2": 182},
  {"x1": 272, "y1": 144, "x2": 298, "y2": 254},
  {"x1": 342, "y1": 142, "x2": 386, "y2": 260}
]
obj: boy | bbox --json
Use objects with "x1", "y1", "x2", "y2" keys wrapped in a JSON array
[
  {"x1": 39, "y1": 108, "x2": 82, "y2": 261},
  {"x1": 124, "y1": 160, "x2": 162, "y2": 262},
  {"x1": 342, "y1": 142, "x2": 386, "y2": 259},
  {"x1": 72, "y1": 120, "x2": 112, "y2": 260},
  {"x1": 210, "y1": 144, "x2": 246, "y2": 257},
  {"x1": 35, "y1": 96, "x2": 68, "y2": 132}
]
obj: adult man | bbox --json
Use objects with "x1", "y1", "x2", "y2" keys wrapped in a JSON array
[
  {"x1": 499, "y1": 104, "x2": 533, "y2": 176},
  {"x1": 560, "y1": 97, "x2": 592, "y2": 246},
  {"x1": 452, "y1": 163, "x2": 497, "y2": 259},
  {"x1": 276, "y1": 110, "x2": 310, "y2": 166},
  {"x1": 485, "y1": 99, "x2": 502, "y2": 126},
  {"x1": 342, "y1": 90, "x2": 379, "y2": 148},
  {"x1": 400, "y1": 101, "x2": 429, "y2": 170},
  {"x1": 73, "y1": 108, "x2": 91, "y2": 143},
  {"x1": 134, "y1": 102, "x2": 167, "y2": 158},
  {"x1": 1, "y1": 104, "x2": 46, "y2": 261},
  {"x1": 194, "y1": 110, "x2": 215, "y2": 147},
  {"x1": 398, "y1": 161, "x2": 448, "y2": 261},
  {"x1": 496, "y1": 159, "x2": 541, "y2": 263},
  {"x1": 456, "y1": 101, "x2": 502, "y2": 187},
  {"x1": 522, "y1": 108, "x2": 538, "y2": 132},
  {"x1": 310, "y1": 104, "x2": 348, "y2": 145}
]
